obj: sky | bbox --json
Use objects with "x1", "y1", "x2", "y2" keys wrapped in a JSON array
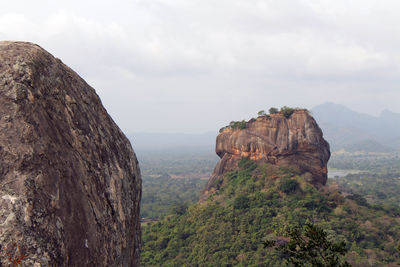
[{"x1": 1, "y1": 0, "x2": 400, "y2": 133}]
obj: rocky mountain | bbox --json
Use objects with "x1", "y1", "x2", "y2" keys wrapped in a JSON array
[
  {"x1": 203, "y1": 110, "x2": 330, "y2": 200},
  {"x1": 312, "y1": 102, "x2": 400, "y2": 151},
  {"x1": 0, "y1": 42, "x2": 141, "y2": 266},
  {"x1": 141, "y1": 110, "x2": 400, "y2": 266}
]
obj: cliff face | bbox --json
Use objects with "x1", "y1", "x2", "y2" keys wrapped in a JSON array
[
  {"x1": 0, "y1": 42, "x2": 141, "y2": 266},
  {"x1": 203, "y1": 110, "x2": 330, "y2": 198}
]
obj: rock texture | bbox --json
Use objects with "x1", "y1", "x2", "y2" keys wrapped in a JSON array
[
  {"x1": 0, "y1": 42, "x2": 141, "y2": 266},
  {"x1": 203, "y1": 110, "x2": 330, "y2": 198}
]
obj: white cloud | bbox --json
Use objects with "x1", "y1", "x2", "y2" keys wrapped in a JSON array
[{"x1": 0, "y1": 0, "x2": 399, "y2": 132}]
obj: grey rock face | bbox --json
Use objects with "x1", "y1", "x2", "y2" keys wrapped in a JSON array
[{"x1": 0, "y1": 41, "x2": 141, "y2": 266}]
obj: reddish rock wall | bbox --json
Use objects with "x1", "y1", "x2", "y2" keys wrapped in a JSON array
[{"x1": 203, "y1": 110, "x2": 330, "y2": 198}]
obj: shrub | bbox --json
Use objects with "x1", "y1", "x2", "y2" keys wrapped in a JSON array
[
  {"x1": 211, "y1": 177, "x2": 224, "y2": 189},
  {"x1": 265, "y1": 223, "x2": 351, "y2": 267},
  {"x1": 280, "y1": 106, "x2": 295, "y2": 118},
  {"x1": 258, "y1": 110, "x2": 266, "y2": 116},
  {"x1": 279, "y1": 178, "x2": 299, "y2": 194},
  {"x1": 279, "y1": 166, "x2": 300, "y2": 176},
  {"x1": 238, "y1": 157, "x2": 257, "y2": 172},
  {"x1": 269, "y1": 107, "x2": 279, "y2": 114},
  {"x1": 346, "y1": 194, "x2": 369, "y2": 207},
  {"x1": 229, "y1": 120, "x2": 247, "y2": 130},
  {"x1": 220, "y1": 120, "x2": 247, "y2": 133},
  {"x1": 170, "y1": 203, "x2": 188, "y2": 215},
  {"x1": 233, "y1": 195, "x2": 250, "y2": 209},
  {"x1": 219, "y1": 126, "x2": 228, "y2": 133}
]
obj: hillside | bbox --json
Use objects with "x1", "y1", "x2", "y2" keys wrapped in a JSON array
[
  {"x1": 142, "y1": 159, "x2": 400, "y2": 266},
  {"x1": 141, "y1": 109, "x2": 400, "y2": 266}
]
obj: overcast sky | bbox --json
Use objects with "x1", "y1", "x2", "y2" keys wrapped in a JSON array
[{"x1": 1, "y1": 0, "x2": 399, "y2": 133}]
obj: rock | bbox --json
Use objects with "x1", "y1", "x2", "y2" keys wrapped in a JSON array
[
  {"x1": 203, "y1": 110, "x2": 330, "y2": 199},
  {"x1": 0, "y1": 42, "x2": 141, "y2": 266}
]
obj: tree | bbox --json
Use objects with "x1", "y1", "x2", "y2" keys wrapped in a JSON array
[
  {"x1": 279, "y1": 178, "x2": 299, "y2": 194},
  {"x1": 233, "y1": 195, "x2": 250, "y2": 209},
  {"x1": 396, "y1": 242, "x2": 400, "y2": 265},
  {"x1": 258, "y1": 110, "x2": 266, "y2": 116},
  {"x1": 269, "y1": 107, "x2": 279, "y2": 114},
  {"x1": 219, "y1": 126, "x2": 227, "y2": 133},
  {"x1": 170, "y1": 203, "x2": 188, "y2": 215},
  {"x1": 229, "y1": 120, "x2": 246, "y2": 130},
  {"x1": 265, "y1": 223, "x2": 351, "y2": 267},
  {"x1": 280, "y1": 106, "x2": 295, "y2": 118}
]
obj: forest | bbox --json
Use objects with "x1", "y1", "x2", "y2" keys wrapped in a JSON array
[
  {"x1": 140, "y1": 150, "x2": 400, "y2": 220},
  {"x1": 140, "y1": 156, "x2": 400, "y2": 266}
]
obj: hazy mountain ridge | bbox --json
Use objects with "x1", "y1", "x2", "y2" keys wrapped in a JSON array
[
  {"x1": 129, "y1": 103, "x2": 400, "y2": 154},
  {"x1": 312, "y1": 102, "x2": 400, "y2": 151}
]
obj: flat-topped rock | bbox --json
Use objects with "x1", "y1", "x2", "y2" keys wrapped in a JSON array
[{"x1": 203, "y1": 110, "x2": 330, "y2": 199}]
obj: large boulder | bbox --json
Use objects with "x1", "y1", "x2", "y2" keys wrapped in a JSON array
[
  {"x1": 0, "y1": 42, "x2": 141, "y2": 266},
  {"x1": 203, "y1": 110, "x2": 330, "y2": 199}
]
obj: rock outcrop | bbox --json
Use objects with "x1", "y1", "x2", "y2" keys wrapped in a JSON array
[
  {"x1": 203, "y1": 110, "x2": 330, "y2": 198},
  {"x1": 0, "y1": 42, "x2": 141, "y2": 266}
]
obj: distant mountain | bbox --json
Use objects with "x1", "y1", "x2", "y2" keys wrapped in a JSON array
[
  {"x1": 128, "y1": 103, "x2": 400, "y2": 153},
  {"x1": 312, "y1": 102, "x2": 400, "y2": 151}
]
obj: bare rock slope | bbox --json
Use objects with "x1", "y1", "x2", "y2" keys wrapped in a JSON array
[
  {"x1": 0, "y1": 42, "x2": 141, "y2": 266},
  {"x1": 203, "y1": 110, "x2": 330, "y2": 198}
]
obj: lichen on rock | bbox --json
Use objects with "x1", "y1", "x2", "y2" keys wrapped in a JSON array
[{"x1": 0, "y1": 41, "x2": 141, "y2": 266}]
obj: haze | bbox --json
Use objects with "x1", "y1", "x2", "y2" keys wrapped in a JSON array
[{"x1": 1, "y1": 0, "x2": 399, "y2": 133}]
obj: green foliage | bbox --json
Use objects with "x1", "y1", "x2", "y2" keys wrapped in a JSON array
[
  {"x1": 141, "y1": 161, "x2": 400, "y2": 266},
  {"x1": 139, "y1": 150, "x2": 218, "y2": 177},
  {"x1": 230, "y1": 120, "x2": 247, "y2": 130},
  {"x1": 219, "y1": 126, "x2": 228, "y2": 133},
  {"x1": 141, "y1": 174, "x2": 206, "y2": 219},
  {"x1": 233, "y1": 195, "x2": 250, "y2": 209},
  {"x1": 279, "y1": 165, "x2": 301, "y2": 176},
  {"x1": 238, "y1": 157, "x2": 257, "y2": 171},
  {"x1": 280, "y1": 106, "x2": 295, "y2": 118},
  {"x1": 329, "y1": 151, "x2": 400, "y2": 174},
  {"x1": 258, "y1": 110, "x2": 266, "y2": 116},
  {"x1": 269, "y1": 107, "x2": 279, "y2": 114},
  {"x1": 279, "y1": 178, "x2": 299, "y2": 194},
  {"x1": 346, "y1": 194, "x2": 369, "y2": 207},
  {"x1": 170, "y1": 202, "x2": 188, "y2": 215},
  {"x1": 140, "y1": 150, "x2": 217, "y2": 220},
  {"x1": 221, "y1": 106, "x2": 308, "y2": 133},
  {"x1": 266, "y1": 223, "x2": 351, "y2": 267},
  {"x1": 220, "y1": 120, "x2": 247, "y2": 132},
  {"x1": 329, "y1": 152, "x2": 400, "y2": 209},
  {"x1": 397, "y1": 243, "x2": 400, "y2": 259}
]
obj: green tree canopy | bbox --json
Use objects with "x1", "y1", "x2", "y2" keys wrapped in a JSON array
[
  {"x1": 258, "y1": 110, "x2": 266, "y2": 116},
  {"x1": 280, "y1": 106, "x2": 295, "y2": 118},
  {"x1": 265, "y1": 222, "x2": 351, "y2": 267},
  {"x1": 269, "y1": 107, "x2": 279, "y2": 114}
]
